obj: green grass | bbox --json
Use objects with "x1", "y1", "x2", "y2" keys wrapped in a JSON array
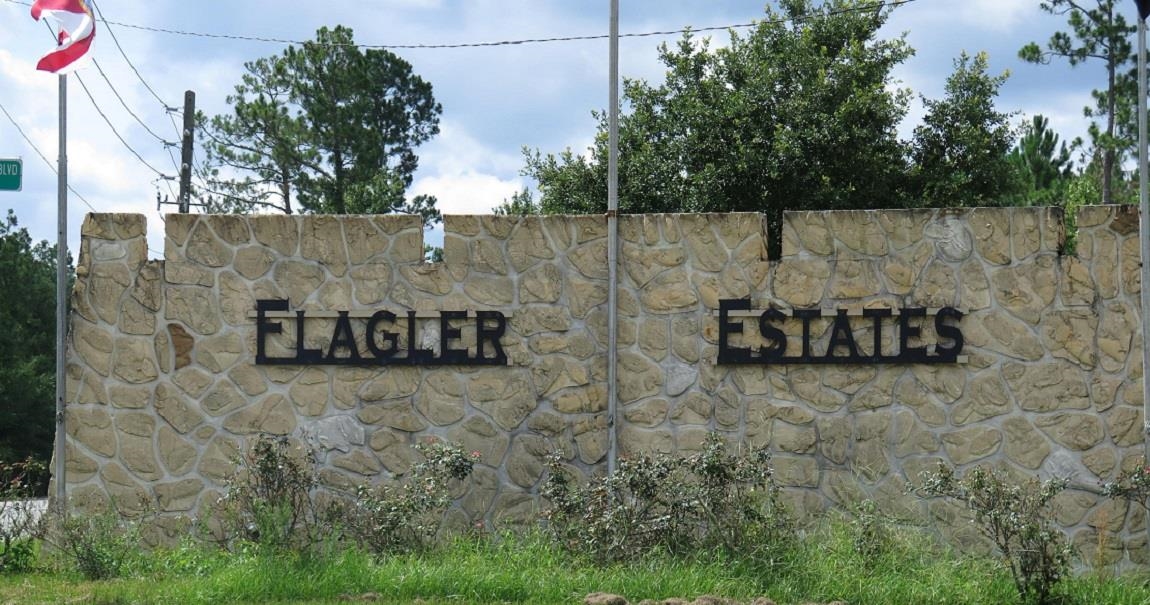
[{"x1": 2, "y1": 521, "x2": 1150, "y2": 605}]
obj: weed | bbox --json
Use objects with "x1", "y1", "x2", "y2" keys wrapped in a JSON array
[{"x1": 850, "y1": 499, "x2": 891, "y2": 560}]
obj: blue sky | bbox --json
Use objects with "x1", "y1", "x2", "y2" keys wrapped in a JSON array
[{"x1": 0, "y1": 0, "x2": 1135, "y2": 256}]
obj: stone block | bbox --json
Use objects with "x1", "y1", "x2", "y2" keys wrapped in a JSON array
[
  {"x1": 67, "y1": 406, "x2": 115, "y2": 458},
  {"x1": 223, "y1": 394, "x2": 297, "y2": 435},
  {"x1": 1034, "y1": 413, "x2": 1104, "y2": 451},
  {"x1": 447, "y1": 416, "x2": 509, "y2": 466},
  {"x1": 1003, "y1": 361, "x2": 1090, "y2": 412},
  {"x1": 941, "y1": 426, "x2": 1001, "y2": 465}
]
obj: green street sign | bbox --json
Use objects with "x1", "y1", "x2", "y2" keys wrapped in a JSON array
[{"x1": 0, "y1": 159, "x2": 21, "y2": 192}]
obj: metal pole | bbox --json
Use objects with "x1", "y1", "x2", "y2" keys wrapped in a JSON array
[
  {"x1": 54, "y1": 73, "x2": 67, "y2": 514},
  {"x1": 606, "y1": 0, "x2": 620, "y2": 475},
  {"x1": 1138, "y1": 14, "x2": 1150, "y2": 546}
]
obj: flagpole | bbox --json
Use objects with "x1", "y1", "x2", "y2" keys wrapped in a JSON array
[{"x1": 54, "y1": 72, "x2": 67, "y2": 515}]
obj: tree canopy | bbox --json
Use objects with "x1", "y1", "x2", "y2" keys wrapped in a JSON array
[
  {"x1": 1007, "y1": 115, "x2": 1075, "y2": 206},
  {"x1": 1019, "y1": 0, "x2": 1136, "y2": 204},
  {"x1": 910, "y1": 52, "x2": 1019, "y2": 208},
  {"x1": 199, "y1": 26, "x2": 442, "y2": 223},
  {"x1": 523, "y1": 0, "x2": 914, "y2": 252},
  {"x1": 516, "y1": 1, "x2": 1112, "y2": 246},
  {"x1": 0, "y1": 211, "x2": 64, "y2": 467}
]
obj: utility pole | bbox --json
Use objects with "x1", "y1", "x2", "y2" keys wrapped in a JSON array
[{"x1": 178, "y1": 90, "x2": 195, "y2": 213}]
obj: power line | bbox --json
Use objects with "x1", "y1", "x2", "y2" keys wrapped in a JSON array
[
  {"x1": 0, "y1": 97, "x2": 98, "y2": 212},
  {"x1": 90, "y1": 58, "x2": 175, "y2": 146},
  {"x1": 87, "y1": 0, "x2": 177, "y2": 113},
  {"x1": 74, "y1": 72, "x2": 172, "y2": 179},
  {"x1": 32, "y1": 18, "x2": 173, "y2": 182},
  {"x1": 3, "y1": 0, "x2": 920, "y2": 50}
]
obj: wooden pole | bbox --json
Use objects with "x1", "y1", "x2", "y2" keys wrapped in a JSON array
[{"x1": 178, "y1": 90, "x2": 195, "y2": 213}]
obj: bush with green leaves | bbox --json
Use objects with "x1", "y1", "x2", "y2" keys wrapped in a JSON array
[
  {"x1": 542, "y1": 432, "x2": 789, "y2": 563},
  {"x1": 915, "y1": 463, "x2": 1072, "y2": 605},
  {"x1": 216, "y1": 435, "x2": 330, "y2": 552},
  {"x1": 1102, "y1": 458, "x2": 1150, "y2": 510},
  {"x1": 217, "y1": 434, "x2": 477, "y2": 556},
  {"x1": 341, "y1": 440, "x2": 478, "y2": 554},
  {"x1": 0, "y1": 458, "x2": 46, "y2": 573},
  {"x1": 50, "y1": 512, "x2": 140, "y2": 580}
]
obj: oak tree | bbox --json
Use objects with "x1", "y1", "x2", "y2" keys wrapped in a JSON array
[
  {"x1": 524, "y1": 0, "x2": 914, "y2": 254},
  {"x1": 911, "y1": 52, "x2": 1020, "y2": 207}
]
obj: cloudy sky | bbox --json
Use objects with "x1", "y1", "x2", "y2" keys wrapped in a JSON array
[{"x1": 0, "y1": 0, "x2": 1135, "y2": 257}]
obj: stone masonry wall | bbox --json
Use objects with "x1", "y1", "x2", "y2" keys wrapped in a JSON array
[{"x1": 59, "y1": 207, "x2": 1148, "y2": 566}]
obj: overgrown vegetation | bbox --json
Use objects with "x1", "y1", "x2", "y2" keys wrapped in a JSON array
[
  {"x1": 47, "y1": 512, "x2": 141, "y2": 581},
  {"x1": 1102, "y1": 457, "x2": 1150, "y2": 510},
  {"x1": 211, "y1": 434, "x2": 476, "y2": 557},
  {"x1": 542, "y1": 433, "x2": 790, "y2": 563},
  {"x1": 341, "y1": 440, "x2": 477, "y2": 554},
  {"x1": 10, "y1": 434, "x2": 1150, "y2": 605},
  {"x1": 915, "y1": 463, "x2": 1073, "y2": 605},
  {"x1": 0, "y1": 458, "x2": 46, "y2": 573},
  {"x1": 7, "y1": 517, "x2": 1150, "y2": 605},
  {"x1": 214, "y1": 435, "x2": 330, "y2": 552}
]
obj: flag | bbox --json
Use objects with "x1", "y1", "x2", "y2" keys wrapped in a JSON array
[
  {"x1": 1139, "y1": 0, "x2": 1150, "y2": 21},
  {"x1": 30, "y1": 0, "x2": 96, "y2": 73}
]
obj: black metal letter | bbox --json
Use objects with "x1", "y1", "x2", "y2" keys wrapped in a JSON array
[
  {"x1": 757, "y1": 307, "x2": 787, "y2": 359},
  {"x1": 825, "y1": 309, "x2": 861, "y2": 360},
  {"x1": 718, "y1": 299, "x2": 752, "y2": 363},
  {"x1": 365, "y1": 310, "x2": 398, "y2": 362},
  {"x1": 792, "y1": 309, "x2": 822, "y2": 361},
  {"x1": 439, "y1": 311, "x2": 469, "y2": 363},
  {"x1": 934, "y1": 306, "x2": 965, "y2": 359},
  {"x1": 898, "y1": 307, "x2": 928, "y2": 362},
  {"x1": 476, "y1": 311, "x2": 508, "y2": 364},
  {"x1": 326, "y1": 311, "x2": 362, "y2": 362},
  {"x1": 294, "y1": 309, "x2": 323, "y2": 363},
  {"x1": 863, "y1": 308, "x2": 893, "y2": 362},
  {"x1": 255, "y1": 299, "x2": 288, "y2": 364}
]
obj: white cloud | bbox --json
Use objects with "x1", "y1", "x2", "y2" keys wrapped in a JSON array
[
  {"x1": 411, "y1": 172, "x2": 522, "y2": 216},
  {"x1": 956, "y1": 0, "x2": 1033, "y2": 31},
  {"x1": 418, "y1": 120, "x2": 523, "y2": 176}
]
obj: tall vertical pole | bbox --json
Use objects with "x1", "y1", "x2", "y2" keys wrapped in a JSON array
[
  {"x1": 54, "y1": 73, "x2": 68, "y2": 514},
  {"x1": 1137, "y1": 12, "x2": 1150, "y2": 545},
  {"x1": 178, "y1": 90, "x2": 195, "y2": 213},
  {"x1": 606, "y1": 0, "x2": 620, "y2": 475}
]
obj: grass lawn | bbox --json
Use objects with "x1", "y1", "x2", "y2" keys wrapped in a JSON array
[{"x1": 2, "y1": 520, "x2": 1149, "y2": 605}]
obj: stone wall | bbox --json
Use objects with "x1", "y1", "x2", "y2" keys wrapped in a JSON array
[{"x1": 60, "y1": 207, "x2": 1148, "y2": 566}]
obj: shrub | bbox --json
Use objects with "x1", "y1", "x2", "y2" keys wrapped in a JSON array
[
  {"x1": 52, "y1": 512, "x2": 140, "y2": 580},
  {"x1": 915, "y1": 463, "x2": 1072, "y2": 605},
  {"x1": 342, "y1": 440, "x2": 478, "y2": 554},
  {"x1": 542, "y1": 432, "x2": 789, "y2": 563},
  {"x1": 1102, "y1": 458, "x2": 1150, "y2": 509},
  {"x1": 216, "y1": 435, "x2": 329, "y2": 552},
  {"x1": 0, "y1": 458, "x2": 47, "y2": 573}
]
